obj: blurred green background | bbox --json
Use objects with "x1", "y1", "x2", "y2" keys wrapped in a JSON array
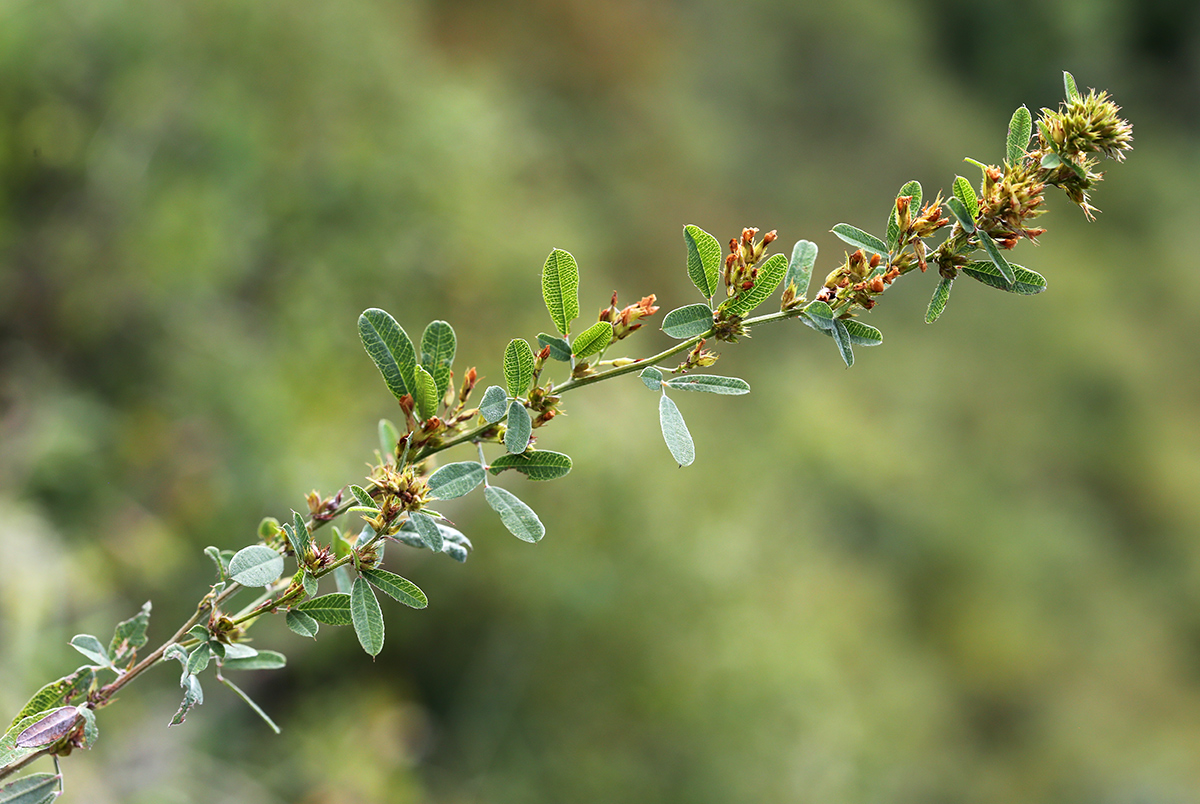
[{"x1": 2, "y1": 0, "x2": 1198, "y2": 801}]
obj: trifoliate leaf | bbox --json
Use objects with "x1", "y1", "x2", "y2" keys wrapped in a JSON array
[
  {"x1": 542, "y1": 249, "x2": 580, "y2": 336},
  {"x1": 358, "y1": 308, "x2": 417, "y2": 401},
  {"x1": 428, "y1": 461, "x2": 486, "y2": 499},
  {"x1": 571, "y1": 320, "x2": 614, "y2": 359},
  {"x1": 801, "y1": 300, "x2": 836, "y2": 331},
  {"x1": 488, "y1": 450, "x2": 573, "y2": 480},
  {"x1": 503, "y1": 338, "x2": 535, "y2": 397},
  {"x1": 420, "y1": 320, "x2": 456, "y2": 400},
  {"x1": 484, "y1": 486, "x2": 545, "y2": 543}
]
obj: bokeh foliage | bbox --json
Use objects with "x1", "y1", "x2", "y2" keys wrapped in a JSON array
[{"x1": 1, "y1": 0, "x2": 1198, "y2": 801}]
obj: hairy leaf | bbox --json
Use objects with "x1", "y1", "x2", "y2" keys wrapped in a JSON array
[
  {"x1": 409, "y1": 511, "x2": 444, "y2": 553},
  {"x1": 542, "y1": 248, "x2": 580, "y2": 336},
  {"x1": 0, "y1": 771, "x2": 60, "y2": 804},
  {"x1": 14, "y1": 707, "x2": 79, "y2": 749},
  {"x1": 952, "y1": 176, "x2": 978, "y2": 221},
  {"x1": 285, "y1": 610, "x2": 319, "y2": 639},
  {"x1": 537, "y1": 332, "x2": 573, "y2": 362},
  {"x1": 186, "y1": 643, "x2": 211, "y2": 677},
  {"x1": 489, "y1": 450, "x2": 573, "y2": 480},
  {"x1": 505, "y1": 401, "x2": 532, "y2": 455},
  {"x1": 378, "y1": 418, "x2": 400, "y2": 462},
  {"x1": 721, "y1": 253, "x2": 788, "y2": 317},
  {"x1": 108, "y1": 601, "x2": 151, "y2": 669},
  {"x1": 571, "y1": 320, "x2": 614, "y2": 359},
  {"x1": 479, "y1": 385, "x2": 508, "y2": 423},
  {"x1": 945, "y1": 196, "x2": 976, "y2": 233},
  {"x1": 784, "y1": 239, "x2": 819, "y2": 300},
  {"x1": 640, "y1": 366, "x2": 663, "y2": 390},
  {"x1": 1007, "y1": 105, "x2": 1033, "y2": 164},
  {"x1": 419, "y1": 320, "x2": 456, "y2": 400},
  {"x1": 658, "y1": 394, "x2": 695, "y2": 467},
  {"x1": 291, "y1": 510, "x2": 312, "y2": 558},
  {"x1": 228, "y1": 545, "x2": 284, "y2": 588},
  {"x1": 801, "y1": 300, "x2": 836, "y2": 331},
  {"x1": 661, "y1": 303, "x2": 714, "y2": 339},
  {"x1": 886, "y1": 181, "x2": 922, "y2": 251},
  {"x1": 413, "y1": 365, "x2": 440, "y2": 422},
  {"x1": 975, "y1": 230, "x2": 1015, "y2": 285},
  {"x1": 428, "y1": 461, "x2": 486, "y2": 499},
  {"x1": 961, "y1": 261, "x2": 1047, "y2": 294},
  {"x1": 683, "y1": 224, "x2": 721, "y2": 299},
  {"x1": 358, "y1": 308, "x2": 417, "y2": 401},
  {"x1": 349, "y1": 485, "x2": 377, "y2": 510},
  {"x1": 362, "y1": 567, "x2": 428, "y2": 609},
  {"x1": 663, "y1": 375, "x2": 750, "y2": 395},
  {"x1": 831, "y1": 223, "x2": 887, "y2": 256},
  {"x1": 1063, "y1": 70, "x2": 1081, "y2": 102},
  {"x1": 295, "y1": 593, "x2": 353, "y2": 626},
  {"x1": 926, "y1": 276, "x2": 953, "y2": 324},
  {"x1": 68, "y1": 635, "x2": 111, "y2": 669},
  {"x1": 504, "y1": 339, "x2": 535, "y2": 397},
  {"x1": 397, "y1": 519, "x2": 472, "y2": 560},
  {"x1": 350, "y1": 578, "x2": 385, "y2": 657},
  {"x1": 220, "y1": 650, "x2": 287, "y2": 671},
  {"x1": 484, "y1": 486, "x2": 545, "y2": 543},
  {"x1": 839, "y1": 320, "x2": 883, "y2": 346},
  {"x1": 831, "y1": 319, "x2": 855, "y2": 367}
]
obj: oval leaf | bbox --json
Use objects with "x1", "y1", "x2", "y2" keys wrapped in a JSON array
[
  {"x1": 661, "y1": 303, "x2": 714, "y2": 339},
  {"x1": 285, "y1": 610, "x2": 319, "y2": 639},
  {"x1": 961, "y1": 261, "x2": 1047, "y2": 294},
  {"x1": 186, "y1": 643, "x2": 211, "y2": 676},
  {"x1": 428, "y1": 461, "x2": 486, "y2": 499},
  {"x1": 420, "y1": 320, "x2": 456, "y2": 399},
  {"x1": 489, "y1": 450, "x2": 573, "y2": 480},
  {"x1": 349, "y1": 484, "x2": 377, "y2": 510},
  {"x1": 1063, "y1": 70, "x2": 1081, "y2": 103},
  {"x1": 505, "y1": 401, "x2": 532, "y2": 455},
  {"x1": 658, "y1": 394, "x2": 695, "y2": 467},
  {"x1": 378, "y1": 418, "x2": 400, "y2": 461},
  {"x1": 537, "y1": 332, "x2": 573, "y2": 362},
  {"x1": 0, "y1": 772, "x2": 60, "y2": 803},
  {"x1": 683, "y1": 224, "x2": 721, "y2": 299},
  {"x1": 295, "y1": 593, "x2": 352, "y2": 626},
  {"x1": 831, "y1": 223, "x2": 887, "y2": 256},
  {"x1": 350, "y1": 578, "x2": 384, "y2": 657},
  {"x1": 1007, "y1": 105, "x2": 1033, "y2": 164},
  {"x1": 484, "y1": 486, "x2": 545, "y2": 543},
  {"x1": 504, "y1": 339, "x2": 535, "y2": 397},
  {"x1": 663, "y1": 375, "x2": 750, "y2": 395},
  {"x1": 542, "y1": 248, "x2": 580, "y2": 336},
  {"x1": 358, "y1": 308, "x2": 417, "y2": 401},
  {"x1": 572, "y1": 320, "x2": 614, "y2": 359},
  {"x1": 639, "y1": 366, "x2": 663, "y2": 390},
  {"x1": 843, "y1": 320, "x2": 883, "y2": 346},
  {"x1": 68, "y1": 635, "x2": 111, "y2": 668},
  {"x1": 831, "y1": 319, "x2": 855, "y2": 367},
  {"x1": 397, "y1": 519, "x2": 473, "y2": 559},
  {"x1": 409, "y1": 511, "x2": 444, "y2": 553},
  {"x1": 228, "y1": 545, "x2": 284, "y2": 588},
  {"x1": 784, "y1": 239, "x2": 818, "y2": 300},
  {"x1": 362, "y1": 567, "x2": 428, "y2": 609},
  {"x1": 801, "y1": 300, "x2": 836, "y2": 331},
  {"x1": 220, "y1": 650, "x2": 287, "y2": 671},
  {"x1": 945, "y1": 196, "x2": 976, "y2": 233},
  {"x1": 413, "y1": 365, "x2": 440, "y2": 421},
  {"x1": 952, "y1": 176, "x2": 978, "y2": 221},
  {"x1": 975, "y1": 230, "x2": 1015, "y2": 285},
  {"x1": 722, "y1": 252, "x2": 788, "y2": 318},
  {"x1": 479, "y1": 385, "x2": 508, "y2": 423}
]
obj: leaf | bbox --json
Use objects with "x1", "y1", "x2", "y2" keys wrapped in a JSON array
[
  {"x1": 0, "y1": 772, "x2": 60, "y2": 804},
  {"x1": 952, "y1": 176, "x2": 978, "y2": 221},
  {"x1": 302, "y1": 571, "x2": 317, "y2": 598},
  {"x1": 222, "y1": 643, "x2": 258, "y2": 661},
  {"x1": 488, "y1": 450, "x2": 573, "y2": 480},
  {"x1": 291, "y1": 510, "x2": 312, "y2": 558},
  {"x1": 663, "y1": 375, "x2": 750, "y2": 395},
  {"x1": 831, "y1": 223, "x2": 887, "y2": 256},
  {"x1": 784, "y1": 240, "x2": 818, "y2": 300},
  {"x1": 350, "y1": 578, "x2": 385, "y2": 657},
  {"x1": 349, "y1": 485, "x2": 377, "y2": 510},
  {"x1": 801, "y1": 300, "x2": 836, "y2": 331},
  {"x1": 541, "y1": 248, "x2": 580, "y2": 336},
  {"x1": 640, "y1": 366, "x2": 663, "y2": 390},
  {"x1": 721, "y1": 253, "x2": 788, "y2": 318},
  {"x1": 571, "y1": 320, "x2": 614, "y2": 359},
  {"x1": 926, "y1": 276, "x2": 954, "y2": 323},
  {"x1": 358, "y1": 308, "x2": 417, "y2": 401},
  {"x1": 428, "y1": 461, "x2": 486, "y2": 499},
  {"x1": 503, "y1": 339, "x2": 535, "y2": 397},
  {"x1": 186, "y1": 643, "x2": 211, "y2": 676},
  {"x1": 333, "y1": 566, "x2": 354, "y2": 595},
  {"x1": 661, "y1": 303, "x2": 714, "y2": 339},
  {"x1": 228, "y1": 545, "x2": 284, "y2": 588},
  {"x1": 217, "y1": 675, "x2": 279, "y2": 734},
  {"x1": 419, "y1": 320, "x2": 456, "y2": 400},
  {"x1": 362, "y1": 568, "x2": 428, "y2": 609},
  {"x1": 9, "y1": 667, "x2": 94, "y2": 731},
  {"x1": 295, "y1": 593, "x2": 353, "y2": 626},
  {"x1": 286, "y1": 610, "x2": 320, "y2": 639},
  {"x1": 479, "y1": 385, "x2": 508, "y2": 423},
  {"x1": 220, "y1": 650, "x2": 287, "y2": 671},
  {"x1": 108, "y1": 601, "x2": 151, "y2": 669},
  {"x1": 484, "y1": 486, "x2": 545, "y2": 543},
  {"x1": 831, "y1": 319, "x2": 855, "y2": 367},
  {"x1": 169, "y1": 674, "x2": 203, "y2": 726},
  {"x1": 396, "y1": 519, "x2": 473, "y2": 560},
  {"x1": 1007, "y1": 105, "x2": 1033, "y2": 164},
  {"x1": 77, "y1": 705, "x2": 97, "y2": 749},
  {"x1": 841, "y1": 320, "x2": 883, "y2": 346},
  {"x1": 975, "y1": 230, "x2": 1015, "y2": 285},
  {"x1": 0, "y1": 715, "x2": 47, "y2": 770},
  {"x1": 1040, "y1": 151, "x2": 1063, "y2": 170},
  {"x1": 1063, "y1": 70, "x2": 1081, "y2": 102},
  {"x1": 886, "y1": 181, "x2": 922, "y2": 251},
  {"x1": 412, "y1": 365, "x2": 440, "y2": 421},
  {"x1": 945, "y1": 196, "x2": 976, "y2": 233},
  {"x1": 204, "y1": 546, "x2": 227, "y2": 579},
  {"x1": 14, "y1": 707, "x2": 79, "y2": 748},
  {"x1": 683, "y1": 224, "x2": 721, "y2": 299},
  {"x1": 658, "y1": 394, "x2": 695, "y2": 467},
  {"x1": 537, "y1": 332, "x2": 573, "y2": 362},
  {"x1": 961, "y1": 260, "x2": 1047, "y2": 294},
  {"x1": 68, "y1": 635, "x2": 111, "y2": 668},
  {"x1": 409, "y1": 511, "x2": 444, "y2": 553},
  {"x1": 378, "y1": 418, "x2": 400, "y2": 462},
  {"x1": 505, "y1": 401, "x2": 532, "y2": 455}
]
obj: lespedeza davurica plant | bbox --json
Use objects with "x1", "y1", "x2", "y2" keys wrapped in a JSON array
[{"x1": 0, "y1": 72, "x2": 1133, "y2": 800}]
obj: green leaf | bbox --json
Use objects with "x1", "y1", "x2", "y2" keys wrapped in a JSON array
[
  {"x1": 831, "y1": 319, "x2": 854, "y2": 367},
  {"x1": 291, "y1": 510, "x2": 312, "y2": 558},
  {"x1": 396, "y1": 519, "x2": 473, "y2": 561},
  {"x1": 663, "y1": 375, "x2": 750, "y2": 395},
  {"x1": 358, "y1": 308, "x2": 417, "y2": 401},
  {"x1": 1040, "y1": 151, "x2": 1063, "y2": 170},
  {"x1": 420, "y1": 320, "x2": 456, "y2": 400},
  {"x1": 721, "y1": 253, "x2": 788, "y2": 317},
  {"x1": 504, "y1": 338, "x2": 535, "y2": 397},
  {"x1": 945, "y1": 196, "x2": 976, "y2": 233},
  {"x1": 412, "y1": 364, "x2": 440, "y2": 421},
  {"x1": 205, "y1": 545, "x2": 227, "y2": 579},
  {"x1": 222, "y1": 643, "x2": 258, "y2": 661},
  {"x1": 409, "y1": 511, "x2": 444, "y2": 553},
  {"x1": 479, "y1": 385, "x2": 508, "y2": 423},
  {"x1": 661, "y1": 304, "x2": 714, "y2": 339},
  {"x1": 640, "y1": 366, "x2": 663, "y2": 390},
  {"x1": 9, "y1": 667, "x2": 94, "y2": 731},
  {"x1": 217, "y1": 675, "x2": 280, "y2": 734},
  {"x1": 831, "y1": 223, "x2": 887, "y2": 256},
  {"x1": 0, "y1": 715, "x2": 51, "y2": 770},
  {"x1": 220, "y1": 650, "x2": 287, "y2": 671},
  {"x1": 489, "y1": 450, "x2": 573, "y2": 480},
  {"x1": 170, "y1": 675, "x2": 203, "y2": 726},
  {"x1": 505, "y1": 401, "x2": 532, "y2": 455},
  {"x1": 801, "y1": 300, "x2": 836, "y2": 331},
  {"x1": 295, "y1": 593, "x2": 353, "y2": 626},
  {"x1": 541, "y1": 248, "x2": 580, "y2": 336},
  {"x1": 0, "y1": 772, "x2": 60, "y2": 804},
  {"x1": 378, "y1": 418, "x2": 400, "y2": 462},
  {"x1": 683, "y1": 224, "x2": 721, "y2": 299},
  {"x1": 1063, "y1": 70, "x2": 1081, "y2": 102},
  {"x1": 109, "y1": 600, "x2": 151, "y2": 668},
  {"x1": 961, "y1": 260, "x2": 1047, "y2": 294},
  {"x1": 351, "y1": 578, "x2": 385, "y2": 657},
  {"x1": 952, "y1": 176, "x2": 978, "y2": 221},
  {"x1": 349, "y1": 485, "x2": 377, "y2": 510},
  {"x1": 286, "y1": 610, "x2": 319, "y2": 639},
  {"x1": 841, "y1": 320, "x2": 883, "y2": 346},
  {"x1": 68, "y1": 635, "x2": 111, "y2": 668},
  {"x1": 302, "y1": 571, "x2": 317, "y2": 597},
  {"x1": 428, "y1": 461, "x2": 486, "y2": 499},
  {"x1": 975, "y1": 230, "x2": 1015, "y2": 285},
  {"x1": 537, "y1": 332, "x2": 573, "y2": 362},
  {"x1": 228, "y1": 545, "x2": 284, "y2": 588},
  {"x1": 886, "y1": 181, "x2": 922, "y2": 251},
  {"x1": 332, "y1": 566, "x2": 354, "y2": 595},
  {"x1": 186, "y1": 643, "x2": 211, "y2": 676},
  {"x1": 658, "y1": 394, "x2": 695, "y2": 467},
  {"x1": 571, "y1": 320, "x2": 614, "y2": 359},
  {"x1": 784, "y1": 240, "x2": 818, "y2": 300},
  {"x1": 1007, "y1": 105, "x2": 1033, "y2": 163},
  {"x1": 362, "y1": 567, "x2": 428, "y2": 609},
  {"x1": 926, "y1": 276, "x2": 954, "y2": 323},
  {"x1": 77, "y1": 705, "x2": 97, "y2": 749},
  {"x1": 484, "y1": 486, "x2": 545, "y2": 543}
]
